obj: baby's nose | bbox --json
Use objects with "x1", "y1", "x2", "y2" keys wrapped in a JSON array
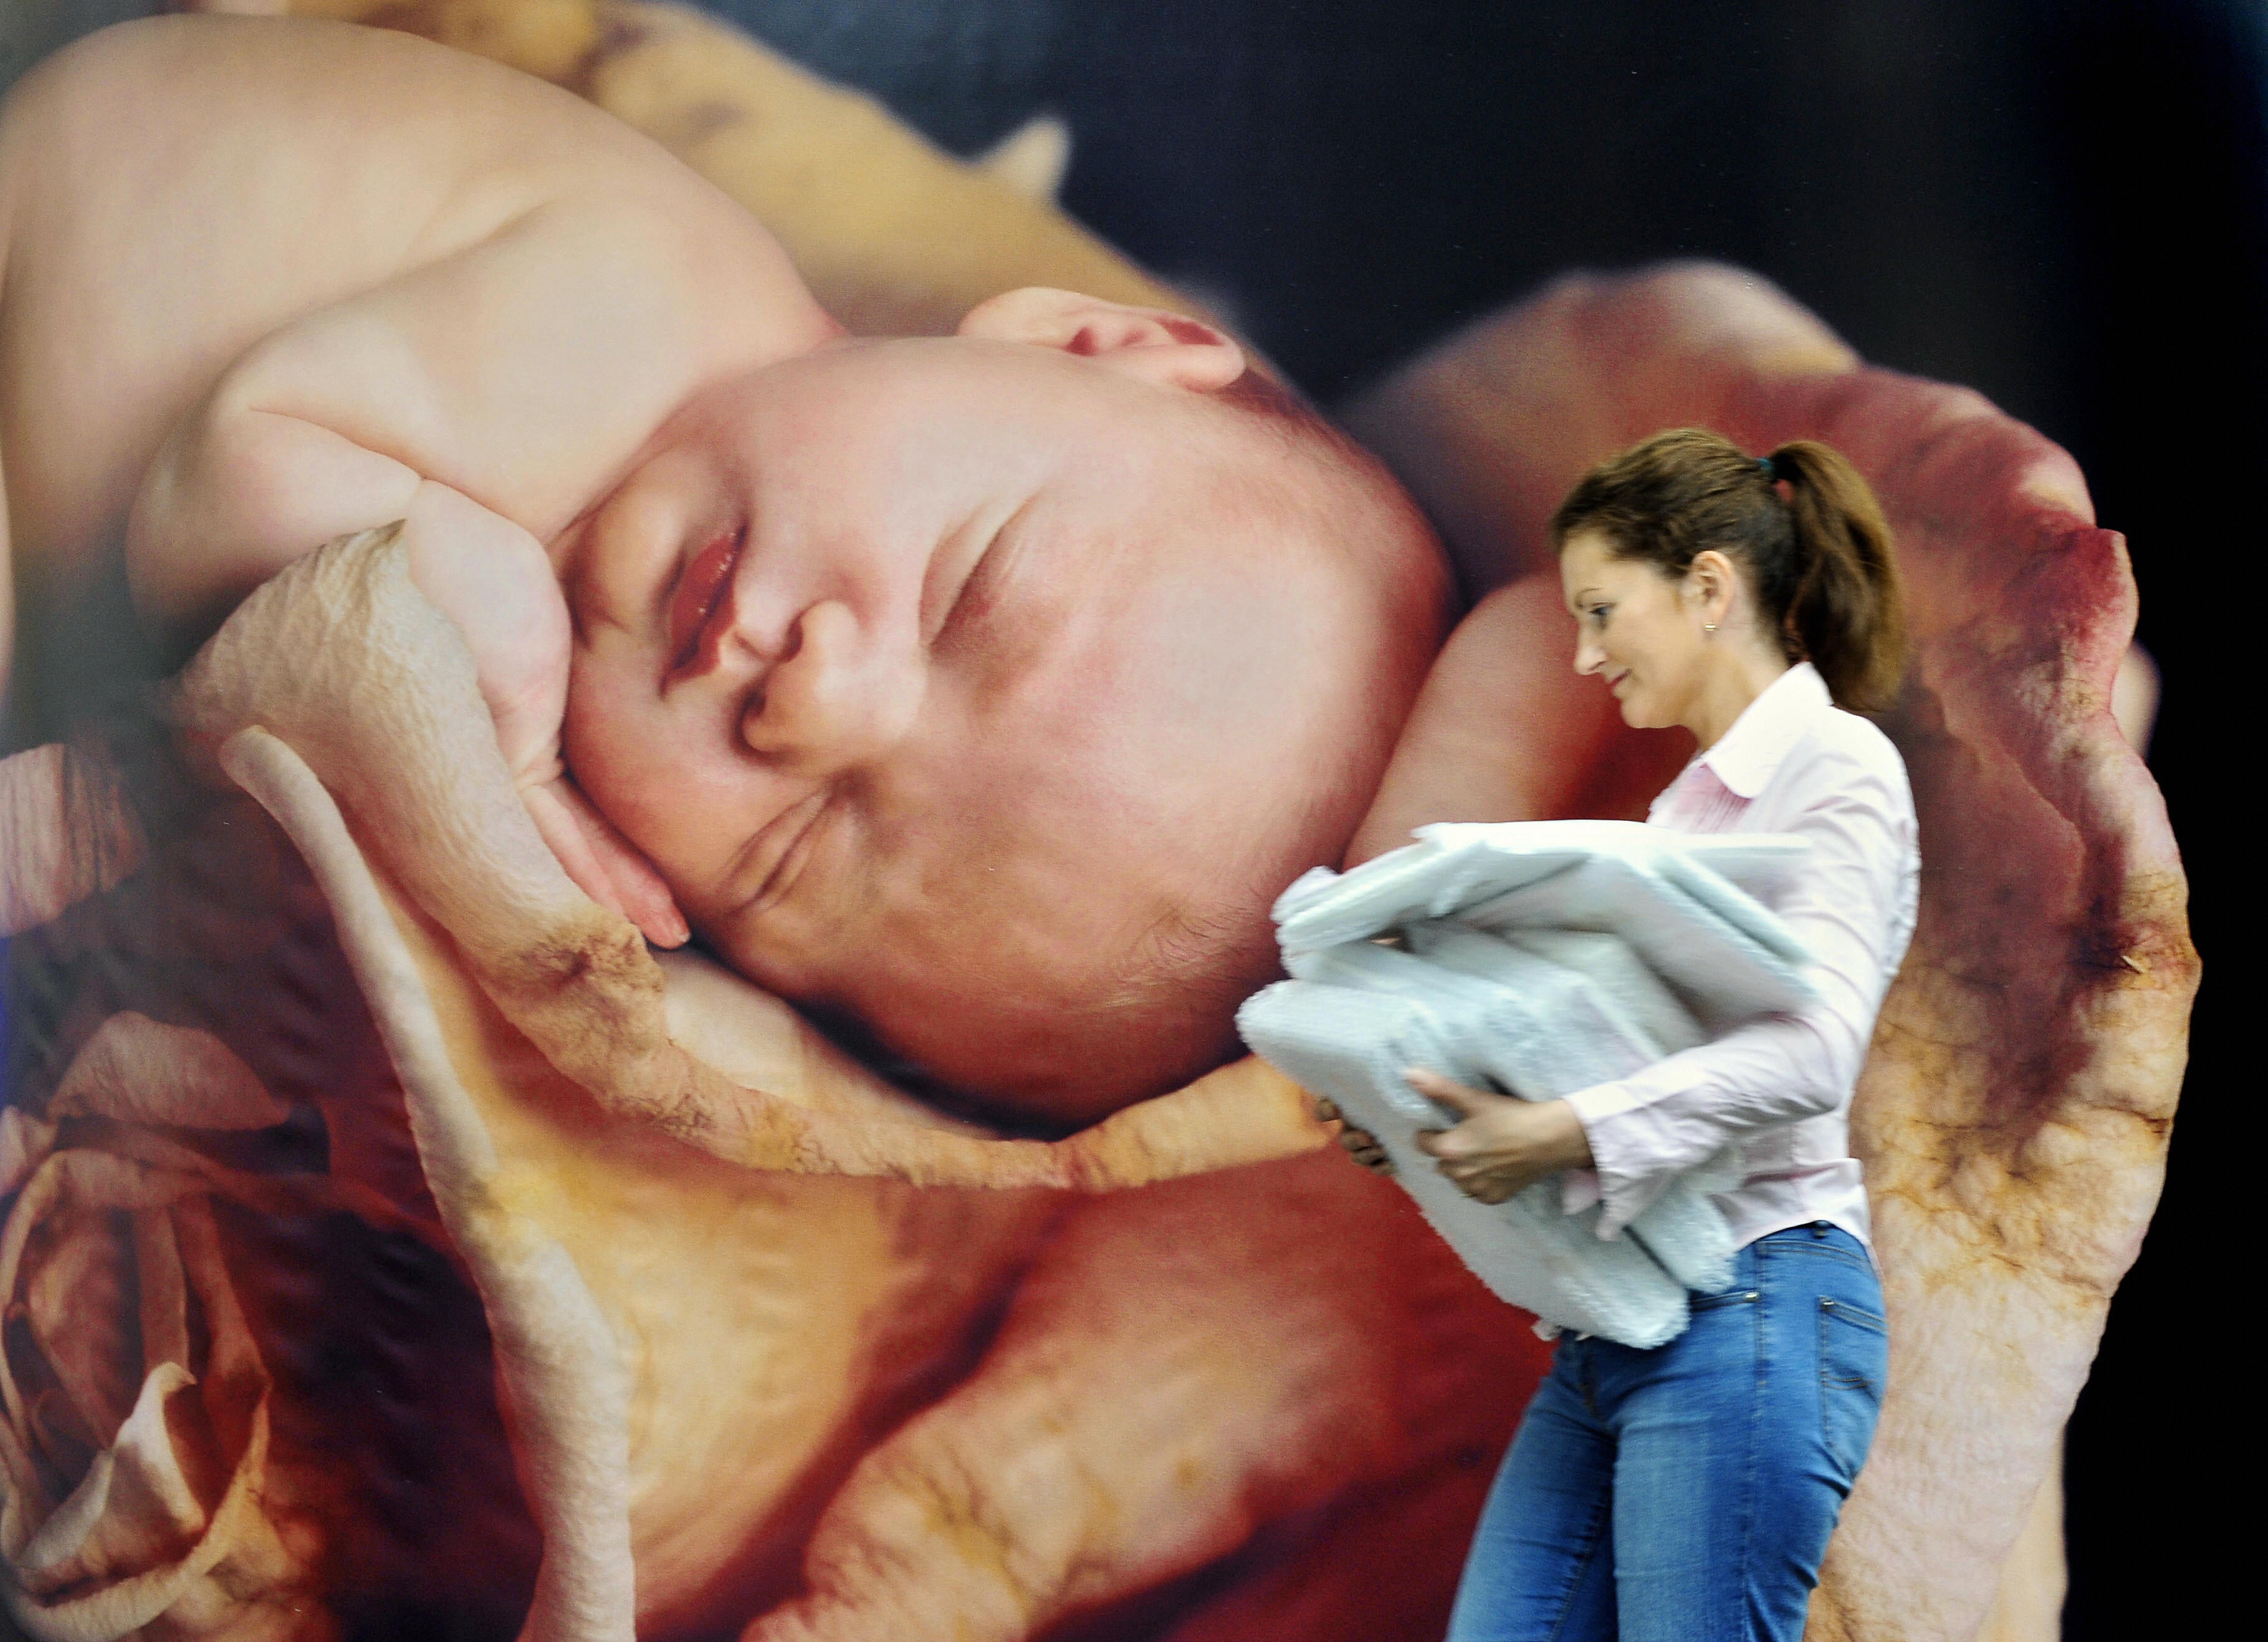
[{"x1": 740, "y1": 600, "x2": 924, "y2": 774}]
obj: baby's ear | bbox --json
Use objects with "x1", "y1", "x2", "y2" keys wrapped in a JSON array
[{"x1": 959, "y1": 287, "x2": 1246, "y2": 392}]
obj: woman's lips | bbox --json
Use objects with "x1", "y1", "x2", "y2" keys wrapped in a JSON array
[{"x1": 666, "y1": 529, "x2": 745, "y2": 680}]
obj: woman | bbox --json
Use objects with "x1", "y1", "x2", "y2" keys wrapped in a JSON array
[{"x1": 1379, "y1": 428, "x2": 1919, "y2": 1641}]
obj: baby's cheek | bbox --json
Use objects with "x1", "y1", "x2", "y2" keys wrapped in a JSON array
[{"x1": 560, "y1": 671, "x2": 686, "y2": 838}]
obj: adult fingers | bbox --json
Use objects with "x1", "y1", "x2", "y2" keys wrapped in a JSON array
[{"x1": 1404, "y1": 1069, "x2": 1509, "y2": 1121}]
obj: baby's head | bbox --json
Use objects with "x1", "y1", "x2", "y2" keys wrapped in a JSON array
[{"x1": 554, "y1": 289, "x2": 1447, "y2": 1126}]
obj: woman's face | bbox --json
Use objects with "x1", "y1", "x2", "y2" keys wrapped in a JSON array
[{"x1": 1558, "y1": 531, "x2": 1710, "y2": 731}]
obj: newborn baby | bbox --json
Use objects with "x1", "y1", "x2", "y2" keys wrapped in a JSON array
[{"x1": 0, "y1": 14, "x2": 1446, "y2": 1123}]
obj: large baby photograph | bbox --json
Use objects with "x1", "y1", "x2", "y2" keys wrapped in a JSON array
[{"x1": 0, "y1": 2, "x2": 2241, "y2": 1639}]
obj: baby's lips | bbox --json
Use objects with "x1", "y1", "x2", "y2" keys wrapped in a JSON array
[{"x1": 666, "y1": 527, "x2": 747, "y2": 680}]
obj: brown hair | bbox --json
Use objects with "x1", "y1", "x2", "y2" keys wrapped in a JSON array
[{"x1": 1549, "y1": 428, "x2": 1908, "y2": 711}]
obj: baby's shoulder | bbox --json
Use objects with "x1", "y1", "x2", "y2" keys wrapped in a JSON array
[{"x1": 4, "y1": 17, "x2": 656, "y2": 211}]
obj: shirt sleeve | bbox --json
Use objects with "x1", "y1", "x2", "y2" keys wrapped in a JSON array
[{"x1": 1562, "y1": 746, "x2": 1916, "y2": 1238}]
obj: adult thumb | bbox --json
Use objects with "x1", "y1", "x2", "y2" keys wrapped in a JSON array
[{"x1": 1405, "y1": 1068, "x2": 1501, "y2": 1120}]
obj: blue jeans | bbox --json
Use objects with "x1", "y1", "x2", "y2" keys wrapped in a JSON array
[{"x1": 1445, "y1": 1223, "x2": 1887, "y2": 1642}]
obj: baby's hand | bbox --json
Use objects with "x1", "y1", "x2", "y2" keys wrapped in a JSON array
[
  {"x1": 1311, "y1": 1097, "x2": 1395, "y2": 1177},
  {"x1": 400, "y1": 484, "x2": 687, "y2": 946},
  {"x1": 1345, "y1": 579, "x2": 1609, "y2": 865}
]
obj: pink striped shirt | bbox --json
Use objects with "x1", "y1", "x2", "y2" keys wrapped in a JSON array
[{"x1": 1561, "y1": 662, "x2": 1920, "y2": 1254}]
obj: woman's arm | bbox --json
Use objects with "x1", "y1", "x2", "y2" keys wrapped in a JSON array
[
  {"x1": 1557, "y1": 749, "x2": 1917, "y2": 1234},
  {"x1": 1397, "y1": 745, "x2": 1915, "y2": 1226}
]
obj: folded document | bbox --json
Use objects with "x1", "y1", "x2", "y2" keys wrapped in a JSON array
[{"x1": 1238, "y1": 821, "x2": 1812, "y2": 1348}]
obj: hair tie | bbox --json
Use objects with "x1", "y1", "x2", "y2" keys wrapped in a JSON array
[{"x1": 1757, "y1": 454, "x2": 1778, "y2": 483}]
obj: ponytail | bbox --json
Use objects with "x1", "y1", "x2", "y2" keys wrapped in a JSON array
[
  {"x1": 1764, "y1": 440, "x2": 1906, "y2": 712},
  {"x1": 1550, "y1": 428, "x2": 1908, "y2": 712}
]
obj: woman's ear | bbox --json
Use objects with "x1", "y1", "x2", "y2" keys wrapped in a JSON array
[
  {"x1": 1688, "y1": 549, "x2": 1740, "y2": 628},
  {"x1": 958, "y1": 287, "x2": 1247, "y2": 392}
]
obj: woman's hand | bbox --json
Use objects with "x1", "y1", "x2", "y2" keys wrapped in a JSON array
[
  {"x1": 401, "y1": 484, "x2": 687, "y2": 947},
  {"x1": 1407, "y1": 1072, "x2": 1594, "y2": 1204}
]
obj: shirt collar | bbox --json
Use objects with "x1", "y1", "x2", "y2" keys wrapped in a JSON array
[{"x1": 1696, "y1": 662, "x2": 1833, "y2": 799}]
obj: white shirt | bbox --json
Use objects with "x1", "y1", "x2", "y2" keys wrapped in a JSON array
[{"x1": 1561, "y1": 663, "x2": 1920, "y2": 1254}]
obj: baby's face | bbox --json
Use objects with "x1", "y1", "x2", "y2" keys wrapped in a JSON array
[{"x1": 554, "y1": 335, "x2": 1404, "y2": 1125}]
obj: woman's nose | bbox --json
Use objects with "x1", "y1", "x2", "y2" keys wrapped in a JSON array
[
  {"x1": 1573, "y1": 633, "x2": 1604, "y2": 675},
  {"x1": 739, "y1": 600, "x2": 925, "y2": 775}
]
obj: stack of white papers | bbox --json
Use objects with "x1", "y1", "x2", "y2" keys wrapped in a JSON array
[{"x1": 1238, "y1": 821, "x2": 1812, "y2": 1347}]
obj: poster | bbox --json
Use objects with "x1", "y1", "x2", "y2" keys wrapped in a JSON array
[{"x1": 0, "y1": 1, "x2": 2244, "y2": 1636}]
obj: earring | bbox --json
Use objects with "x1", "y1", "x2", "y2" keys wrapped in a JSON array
[{"x1": 1703, "y1": 623, "x2": 1718, "y2": 633}]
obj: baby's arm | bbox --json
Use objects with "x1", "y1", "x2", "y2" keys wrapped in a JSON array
[
  {"x1": 1331, "y1": 579, "x2": 1607, "y2": 1183},
  {"x1": 1347, "y1": 577, "x2": 1602, "y2": 863},
  {"x1": 123, "y1": 204, "x2": 741, "y2": 940},
  {"x1": 125, "y1": 201, "x2": 740, "y2": 634}
]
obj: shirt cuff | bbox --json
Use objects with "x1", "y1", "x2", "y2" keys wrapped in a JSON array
[{"x1": 1561, "y1": 1082, "x2": 1675, "y2": 1239}]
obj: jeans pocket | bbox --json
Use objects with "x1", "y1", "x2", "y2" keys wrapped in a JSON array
[{"x1": 1817, "y1": 1296, "x2": 1888, "y2": 1484}]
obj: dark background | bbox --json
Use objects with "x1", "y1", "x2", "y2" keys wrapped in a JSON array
[
  {"x1": 702, "y1": 2, "x2": 2256, "y2": 1631},
  {"x1": 2, "y1": 0, "x2": 2256, "y2": 1631}
]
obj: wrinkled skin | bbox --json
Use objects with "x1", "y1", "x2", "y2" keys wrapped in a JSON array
[{"x1": 4, "y1": 5, "x2": 2194, "y2": 1640}]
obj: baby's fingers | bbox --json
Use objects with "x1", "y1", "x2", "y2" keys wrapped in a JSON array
[
  {"x1": 1334, "y1": 1126, "x2": 1395, "y2": 1176},
  {"x1": 522, "y1": 779, "x2": 689, "y2": 947}
]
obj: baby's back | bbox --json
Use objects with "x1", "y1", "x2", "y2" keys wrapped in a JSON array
[{"x1": 0, "y1": 15, "x2": 697, "y2": 597}]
